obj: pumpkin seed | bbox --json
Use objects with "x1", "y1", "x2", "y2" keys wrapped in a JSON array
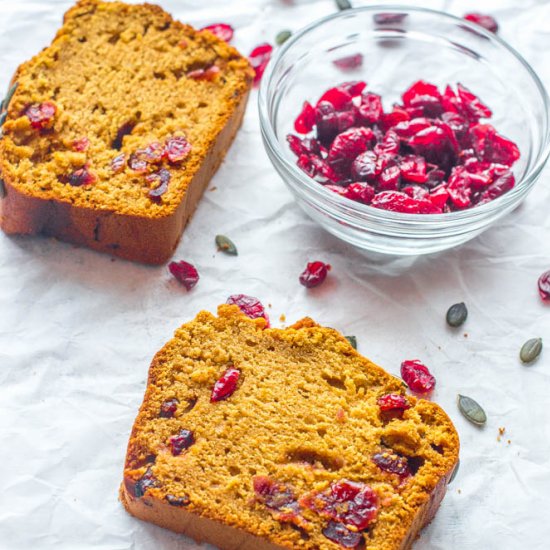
[
  {"x1": 215, "y1": 234, "x2": 238, "y2": 255},
  {"x1": 457, "y1": 394, "x2": 486, "y2": 426},
  {"x1": 0, "y1": 179, "x2": 5, "y2": 199},
  {"x1": 0, "y1": 112, "x2": 6, "y2": 128},
  {"x1": 275, "y1": 30, "x2": 292, "y2": 46},
  {"x1": 336, "y1": 0, "x2": 352, "y2": 10},
  {"x1": 1, "y1": 82, "x2": 18, "y2": 113},
  {"x1": 446, "y1": 302, "x2": 468, "y2": 327},
  {"x1": 448, "y1": 459, "x2": 460, "y2": 484},
  {"x1": 345, "y1": 335, "x2": 357, "y2": 349},
  {"x1": 520, "y1": 337, "x2": 542, "y2": 364}
]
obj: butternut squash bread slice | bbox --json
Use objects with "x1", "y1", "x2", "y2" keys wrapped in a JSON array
[
  {"x1": 121, "y1": 305, "x2": 459, "y2": 549},
  {"x1": 0, "y1": 0, "x2": 253, "y2": 264}
]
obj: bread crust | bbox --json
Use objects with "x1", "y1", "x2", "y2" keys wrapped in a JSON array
[{"x1": 0, "y1": 90, "x2": 249, "y2": 264}]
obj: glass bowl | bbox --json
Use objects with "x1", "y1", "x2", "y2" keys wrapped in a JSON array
[{"x1": 258, "y1": 5, "x2": 550, "y2": 255}]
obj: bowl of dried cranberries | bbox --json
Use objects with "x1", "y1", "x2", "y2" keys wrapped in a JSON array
[{"x1": 258, "y1": 6, "x2": 550, "y2": 255}]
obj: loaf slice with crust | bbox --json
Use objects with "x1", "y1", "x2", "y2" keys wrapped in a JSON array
[
  {"x1": 121, "y1": 305, "x2": 459, "y2": 549},
  {"x1": 0, "y1": 0, "x2": 253, "y2": 264}
]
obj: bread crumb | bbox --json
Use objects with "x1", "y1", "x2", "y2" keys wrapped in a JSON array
[
  {"x1": 463, "y1": 333, "x2": 468, "y2": 338},
  {"x1": 497, "y1": 426, "x2": 506, "y2": 442},
  {"x1": 457, "y1": 489, "x2": 462, "y2": 494},
  {"x1": 279, "y1": 314, "x2": 286, "y2": 322},
  {"x1": 507, "y1": 439, "x2": 511, "y2": 445},
  {"x1": 209, "y1": 186, "x2": 217, "y2": 192}
]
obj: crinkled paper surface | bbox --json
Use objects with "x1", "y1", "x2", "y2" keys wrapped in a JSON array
[{"x1": 1, "y1": 1, "x2": 549, "y2": 549}]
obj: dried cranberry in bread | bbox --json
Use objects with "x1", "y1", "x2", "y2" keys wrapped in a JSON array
[
  {"x1": 121, "y1": 305, "x2": 459, "y2": 549},
  {"x1": 0, "y1": 0, "x2": 253, "y2": 264}
]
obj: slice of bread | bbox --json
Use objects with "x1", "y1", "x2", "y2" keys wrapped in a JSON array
[
  {"x1": 121, "y1": 305, "x2": 459, "y2": 550},
  {"x1": 0, "y1": 0, "x2": 253, "y2": 264}
]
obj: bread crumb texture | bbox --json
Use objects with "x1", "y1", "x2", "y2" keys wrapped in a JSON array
[
  {"x1": 0, "y1": 0, "x2": 253, "y2": 218},
  {"x1": 122, "y1": 305, "x2": 460, "y2": 550}
]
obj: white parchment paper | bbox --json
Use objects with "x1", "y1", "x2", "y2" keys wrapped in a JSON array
[{"x1": 1, "y1": 1, "x2": 550, "y2": 549}]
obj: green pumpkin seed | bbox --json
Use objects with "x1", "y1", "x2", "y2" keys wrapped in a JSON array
[
  {"x1": 215, "y1": 234, "x2": 238, "y2": 256},
  {"x1": 0, "y1": 179, "x2": 5, "y2": 199},
  {"x1": 336, "y1": 0, "x2": 352, "y2": 10},
  {"x1": 345, "y1": 335, "x2": 357, "y2": 349},
  {"x1": 520, "y1": 337, "x2": 542, "y2": 364},
  {"x1": 446, "y1": 302, "x2": 468, "y2": 327},
  {"x1": 0, "y1": 112, "x2": 6, "y2": 128},
  {"x1": 457, "y1": 394, "x2": 486, "y2": 426},
  {"x1": 275, "y1": 30, "x2": 292, "y2": 46},
  {"x1": 448, "y1": 459, "x2": 460, "y2": 484},
  {"x1": 1, "y1": 82, "x2": 18, "y2": 113}
]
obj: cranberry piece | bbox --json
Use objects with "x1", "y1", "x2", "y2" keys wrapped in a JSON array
[
  {"x1": 408, "y1": 126, "x2": 457, "y2": 169},
  {"x1": 164, "y1": 136, "x2": 191, "y2": 163},
  {"x1": 381, "y1": 105, "x2": 410, "y2": 130},
  {"x1": 169, "y1": 429, "x2": 195, "y2": 456},
  {"x1": 317, "y1": 86, "x2": 354, "y2": 109},
  {"x1": 67, "y1": 165, "x2": 95, "y2": 187},
  {"x1": 333, "y1": 54, "x2": 364, "y2": 70},
  {"x1": 299, "y1": 261, "x2": 331, "y2": 288},
  {"x1": 328, "y1": 127, "x2": 375, "y2": 170},
  {"x1": 159, "y1": 398, "x2": 179, "y2": 418},
  {"x1": 200, "y1": 23, "x2": 234, "y2": 42},
  {"x1": 138, "y1": 142, "x2": 164, "y2": 163},
  {"x1": 253, "y1": 476, "x2": 301, "y2": 519},
  {"x1": 378, "y1": 165, "x2": 401, "y2": 191},
  {"x1": 249, "y1": 43, "x2": 273, "y2": 85},
  {"x1": 165, "y1": 494, "x2": 190, "y2": 506},
  {"x1": 125, "y1": 466, "x2": 157, "y2": 498},
  {"x1": 297, "y1": 154, "x2": 339, "y2": 183},
  {"x1": 187, "y1": 65, "x2": 220, "y2": 81},
  {"x1": 302, "y1": 479, "x2": 378, "y2": 531},
  {"x1": 470, "y1": 124, "x2": 520, "y2": 166},
  {"x1": 111, "y1": 153, "x2": 126, "y2": 174},
  {"x1": 351, "y1": 151, "x2": 380, "y2": 182},
  {"x1": 401, "y1": 359, "x2": 436, "y2": 395},
  {"x1": 447, "y1": 166, "x2": 472, "y2": 208},
  {"x1": 345, "y1": 182, "x2": 375, "y2": 204},
  {"x1": 538, "y1": 271, "x2": 550, "y2": 301},
  {"x1": 294, "y1": 101, "x2": 316, "y2": 134},
  {"x1": 168, "y1": 260, "x2": 199, "y2": 290},
  {"x1": 146, "y1": 168, "x2": 171, "y2": 201},
  {"x1": 456, "y1": 83, "x2": 492, "y2": 120},
  {"x1": 429, "y1": 184, "x2": 450, "y2": 209},
  {"x1": 399, "y1": 155, "x2": 428, "y2": 183},
  {"x1": 377, "y1": 393, "x2": 411, "y2": 412},
  {"x1": 72, "y1": 137, "x2": 90, "y2": 152},
  {"x1": 374, "y1": 130, "x2": 400, "y2": 157},
  {"x1": 402, "y1": 80, "x2": 442, "y2": 113},
  {"x1": 372, "y1": 449, "x2": 411, "y2": 477},
  {"x1": 315, "y1": 101, "x2": 356, "y2": 144},
  {"x1": 340, "y1": 81, "x2": 367, "y2": 97},
  {"x1": 393, "y1": 117, "x2": 432, "y2": 139},
  {"x1": 24, "y1": 101, "x2": 56, "y2": 129},
  {"x1": 287, "y1": 134, "x2": 323, "y2": 157},
  {"x1": 226, "y1": 294, "x2": 270, "y2": 326},
  {"x1": 322, "y1": 521, "x2": 363, "y2": 548},
  {"x1": 211, "y1": 366, "x2": 241, "y2": 402},
  {"x1": 403, "y1": 185, "x2": 429, "y2": 201},
  {"x1": 464, "y1": 12, "x2": 499, "y2": 33},
  {"x1": 358, "y1": 92, "x2": 383, "y2": 125},
  {"x1": 477, "y1": 170, "x2": 515, "y2": 204},
  {"x1": 426, "y1": 168, "x2": 446, "y2": 188},
  {"x1": 371, "y1": 191, "x2": 440, "y2": 214},
  {"x1": 128, "y1": 153, "x2": 148, "y2": 173}
]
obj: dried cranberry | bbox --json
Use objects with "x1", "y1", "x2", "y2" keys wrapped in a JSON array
[
  {"x1": 322, "y1": 521, "x2": 363, "y2": 548},
  {"x1": 200, "y1": 23, "x2": 234, "y2": 42},
  {"x1": 401, "y1": 359, "x2": 436, "y2": 395},
  {"x1": 301, "y1": 479, "x2": 378, "y2": 530},
  {"x1": 377, "y1": 393, "x2": 411, "y2": 412},
  {"x1": 164, "y1": 136, "x2": 191, "y2": 164},
  {"x1": 408, "y1": 126, "x2": 458, "y2": 169},
  {"x1": 249, "y1": 43, "x2": 273, "y2": 85},
  {"x1": 72, "y1": 137, "x2": 90, "y2": 152},
  {"x1": 226, "y1": 294, "x2": 270, "y2": 326},
  {"x1": 169, "y1": 429, "x2": 195, "y2": 456},
  {"x1": 146, "y1": 168, "x2": 171, "y2": 201},
  {"x1": 165, "y1": 494, "x2": 190, "y2": 506},
  {"x1": 393, "y1": 117, "x2": 432, "y2": 139},
  {"x1": 378, "y1": 165, "x2": 401, "y2": 191},
  {"x1": 464, "y1": 12, "x2": 499, "y2": 33},
  {"x1": 294, "y1": 101, "x2": 316, "y2": 134},
  {"x1": 371, "y1": 191, "x2": 440, "y2": 214},
  {"x1": 111, "y1": 153, "x2": 126, "y2": 173},
  {"x1": 477, "y1": 170, "x2": 515, "y2": 204},
  {"x1": 159, "y1": 398, "x2": 179, "y2": 418},
  {"x1": 333, "y1": 54, "x2": 364, "y2": 70},
  {"x1": 299, "y1": 261, "x2": 331, "y2": 288},
  {"x1": 315, "y1": 101, "x2": 356, "y2": 144},
  {"x1": 381, "y1": 105, "x2": 410, "y2": 130},
  {"x1": 24, "y1": 102, "x2": 56, "y2": 129},
  {"x1": 345, "y1": 182, "x2": 375, "y2": 204},
  {"x1": 138, "y1": 142, "x2": 164, "y2": 163},
  {"x1": 287, "y1": 134, "x2": 322, "y2": 157},
  {"x1": 128, "y1": 153, "x2": 148, "y2": 173},
  {"x1": 358, "y1": 92, "x2": 383, "y2": 125},
  {"x1": 447, "y1": 166, "x2": 471, "y2": 208},
  {"x1": 187, "y1": 65, "x2": 220, "y2": 81},
  {"x1": 538, "y1": 271, "x2": 550, "y2": 301},
  {"x1": 328, "y1": 127, "x2": 375, "y2": 170},
  {"x1": 67, "y1": 165, "x2": 95, "y2": 187},
  {"x1": 429, "y1": 184, "x2": 450, "y2": 209},
  {"x1": 351, "y1": 151, "x2": 380, "y2": 182},
  {"x1": 317, "y1": 86, "x2": 354, "y2": 109},
  {"x1": 253, "y1": 476, "x2": 301, "y2": 521},
  {"x1": 168, "y1": 260, "x2": 199, "y2": 290},
  {"x1": 340, "y1": 81, "x2": 367, "y2": 97},
  {"x1": 398, "y1": 155, "x2": 428, "y2": 183},
  {"x1": 372, "y1": 449, "x2": 411, "y2": 477},
  {"x1": 402, "y1": 80, "x2": 442, "y2": 116},
  {"x1": 126, "y1": 466, "x2": 157, "y2": 498},
  {"x1": 456, "y1": 83, "x2": 492, "y2": 120},
  {"x1": 211, "y1": 366, "x2": 241, "y2": 402},
  {"x1": 470, "y1": 124, "x2": 520, "y2": 166}
]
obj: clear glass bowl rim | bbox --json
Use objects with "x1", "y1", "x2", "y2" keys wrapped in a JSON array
[{"x1": 258, "y1": 4, "x2": 550, "y2": 226}]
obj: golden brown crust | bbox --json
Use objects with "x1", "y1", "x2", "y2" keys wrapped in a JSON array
[
  {"x1": 0, "y1": 0, "x2": 253, "y2": 264},
  {"x1": 121, "y1": 305, "x2": 460, "y2": 549}
]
